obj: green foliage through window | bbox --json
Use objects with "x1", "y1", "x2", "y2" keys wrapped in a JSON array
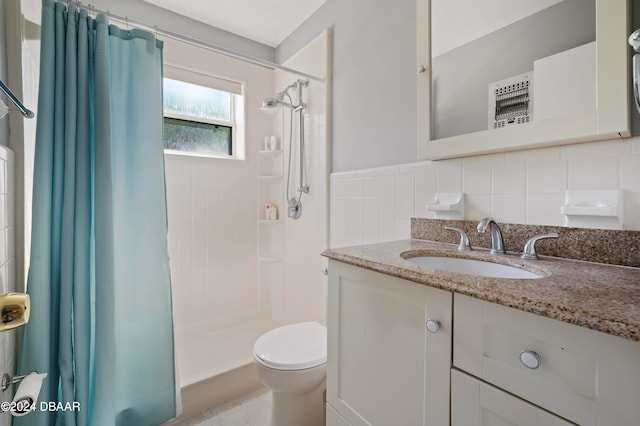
[{"x1": 163, "y1": 117, "x2": 232, "y2": 155}]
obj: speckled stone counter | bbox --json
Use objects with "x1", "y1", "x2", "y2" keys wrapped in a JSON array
[
  {"x1": 411, "y1": 218, "x2": 640, "y2": 267},
  {"x1": 322, "y1": 239, "x2": 640, "y2": 342}
]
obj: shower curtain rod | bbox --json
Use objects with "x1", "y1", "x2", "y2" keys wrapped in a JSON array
[
  {"x1": 0, "y1": 79, "x2": 34, "y2": 118},
  {"x1": 68, "y1": 1, "x2": 324, "y2": 83}
]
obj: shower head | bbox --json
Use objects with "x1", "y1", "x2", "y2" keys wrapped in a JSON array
[
  {"x1": 260, "y1": 79, "x2": 309, "y2": 112},
  {"x1": 262, "y1": 98, "x2": 280, "y2": 108},
  {"x1": 260, "y1": 97, "x2": 299, "y2": 111}
]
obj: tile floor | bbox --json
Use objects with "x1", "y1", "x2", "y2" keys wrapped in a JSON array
[{"x1": 173, "y1": 388, "x2": 271, "y2": 426}]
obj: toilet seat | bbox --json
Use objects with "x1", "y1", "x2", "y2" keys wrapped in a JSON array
[{"x1": 253, "y1": 322, "x2": 327, "y2": 371}]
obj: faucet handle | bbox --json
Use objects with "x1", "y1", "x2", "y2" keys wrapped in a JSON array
[
  {"x1": 521, "y1": 233, "x2": 559, "y2": 260},
  {"x1": 445, "y1": 226, "x2": 472, "y2": 251}
]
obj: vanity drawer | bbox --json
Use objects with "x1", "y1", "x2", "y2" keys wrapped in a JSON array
[
  {"x1": 451, "y1": 369, "x2": 574, "y2": 426},
  {"x1": 453, "y1": 294, "x2": 597, "y2": 426}
]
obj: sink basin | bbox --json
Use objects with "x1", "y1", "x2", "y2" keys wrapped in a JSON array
[{"x1": 404, "y1": 256, "x2": 542, "y2": 279}]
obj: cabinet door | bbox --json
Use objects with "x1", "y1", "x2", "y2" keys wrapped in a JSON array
[
  {"x1": 452, "y1": 369, "x2": 575, "y2": 426},
  {"x1": 326, "y1": 261, "x2": 452, "y2": 426},
  {"x1": 327, "y1": 403, "x2": 353, "y2": 426}
]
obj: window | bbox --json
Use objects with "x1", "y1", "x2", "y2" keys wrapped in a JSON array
[{"x1": 162, "y1": 68, "x2": 244, "y2": 159}]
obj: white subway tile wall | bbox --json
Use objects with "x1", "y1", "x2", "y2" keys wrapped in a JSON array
[
  {"x1": 330, "y1": 137, "x2": 640, "y2": 248},
  {"x1": 0, "y1": 147, "x2": 16, "y2": 425},
  {"x1": 277, "y1": 30, "x2": 330, "y2": 326}
]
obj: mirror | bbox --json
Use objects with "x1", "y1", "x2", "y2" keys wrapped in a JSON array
[{"x1": 417, "y1": 0, "x2": 630, "y2": 160}]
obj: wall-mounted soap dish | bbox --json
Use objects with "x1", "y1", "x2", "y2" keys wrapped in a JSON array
[
  {"x1": 426, "y1": 193, "x2": 465, "y2": 219},
  {"x1": 561, "y1": 190, "x2": 623, "y2": 229}
]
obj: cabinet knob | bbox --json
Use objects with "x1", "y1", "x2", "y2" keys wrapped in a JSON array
[
  {"x1": 520, "y1": 350, "x2": 541, "y2": 369},
  {"x1": 426, "y1": 319, "x2": 441, "y2": 333}
]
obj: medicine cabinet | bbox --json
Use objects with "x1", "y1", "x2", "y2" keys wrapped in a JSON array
[{"x1": 417, "y1": 0, "x2": 630, "y2": 160}]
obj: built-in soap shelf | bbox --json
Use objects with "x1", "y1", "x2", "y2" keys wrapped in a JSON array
[
  {"x1": 426, "y1": 193, "x2": 465, "y2": 219},
  {"x1": 259, "y1": 219, "x2": 281, "y2": 224},
  {"x1": 258, "y1": 175, "x2": 283, "y2": 181},
  {"x1": 561, "y1": 190, "x2": 623, "y2": 230},
  {"x1": 259, "y1": 149, "x2": 283, "y2": 156}
]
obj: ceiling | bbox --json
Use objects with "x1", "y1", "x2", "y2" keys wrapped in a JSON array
[{"x1": 142, "y1": 0, "x2": 327, "y2": 47}]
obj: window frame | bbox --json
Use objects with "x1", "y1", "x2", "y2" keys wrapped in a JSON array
[{"x1": 162, "y1": 66, "x2": 244, "y2": 160}]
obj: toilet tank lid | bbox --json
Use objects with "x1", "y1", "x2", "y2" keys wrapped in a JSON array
[{"x1": 253, "y1": 321, "x2": 327, "y2": 370}]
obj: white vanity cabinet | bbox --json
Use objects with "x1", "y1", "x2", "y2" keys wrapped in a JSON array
[
  {"x1": 451, "y1": 369, "x2": 574, "y2": 426},
  {"x1": 453, "y1": 294, "x2": 640, "y2": 426},
  {"x1": 325, "y1": 258, "x2": 640, "y2": 426},
  {"x1": 326, "y1": 260, "x2": 452, "y2": 426}
]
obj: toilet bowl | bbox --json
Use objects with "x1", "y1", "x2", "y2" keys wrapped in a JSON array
[{"x1": 253, "y1": 321, "x2": 327, "y2": 426}]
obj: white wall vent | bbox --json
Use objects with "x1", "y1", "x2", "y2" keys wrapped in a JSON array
[{"x1": 488, "y1": 71, "x2": 533, "y2": 130}]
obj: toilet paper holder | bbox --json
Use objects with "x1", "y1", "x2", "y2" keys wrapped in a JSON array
[
  {"x1": 1, "y1": 372, "x2": 36, "y2": 392},
  {"x1": 0, "y1": 371, "x2": 47, "y2": 416}
]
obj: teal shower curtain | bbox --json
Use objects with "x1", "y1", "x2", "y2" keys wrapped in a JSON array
[{"x1": 17, "y1": 1, "x2": 177, "y2": 424}]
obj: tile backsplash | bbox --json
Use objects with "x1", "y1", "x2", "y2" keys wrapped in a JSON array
[{"x1": 330, "y1": 137, "x2": 640, "y2": 249}]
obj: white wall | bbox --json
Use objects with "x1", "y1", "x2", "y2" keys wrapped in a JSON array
[
  {"x1": 331, "y1": 137, "x2": 640, "y2": 248},
  {"x1": 163, "y1": 38, "x2": 275, "y2": 337},
  {"x1": 277, "y1": 0, "x2": 418, "y2": 172},
  {"x1": 431, "y1": 0, "x2": 562, "y2": 57},
  {"x1": 273, "y1": 30, "x2": 331, "y2": 325}
]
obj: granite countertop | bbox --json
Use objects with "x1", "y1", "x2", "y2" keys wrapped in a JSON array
[{"x1": 322, "y1": 239, "x2": 640, "y2": 342}]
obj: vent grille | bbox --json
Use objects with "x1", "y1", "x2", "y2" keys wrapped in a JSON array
[{"x1": 489, "y1": 72, "x2": 533, "y2": 130}]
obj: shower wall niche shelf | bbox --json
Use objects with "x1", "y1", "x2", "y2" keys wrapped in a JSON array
[
  {"x1": 259, "y1": 149, "x2": 283, "y2": 156},
  {"x1": 257, "y1": 142, "x2": 284, "y2": 310}
]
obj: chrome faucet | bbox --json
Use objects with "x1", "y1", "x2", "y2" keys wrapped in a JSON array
[
  {"x1": 521, "y1": 233, "x2": 559, "y2": 260},
  {"x1": 477, "y1": 217, "x2": 506, "y2": 254},
  {"x1": 445, "y1": 226, "x2": 472, "y2": 251}
]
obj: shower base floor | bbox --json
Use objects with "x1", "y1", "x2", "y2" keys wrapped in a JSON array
[{"x1": 176, "y1": 316, "x2": 281, "y2": 387}]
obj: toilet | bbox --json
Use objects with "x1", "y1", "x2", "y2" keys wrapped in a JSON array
[{"x1": 253, "y1": 321, "x2": 327, "y2": 426}]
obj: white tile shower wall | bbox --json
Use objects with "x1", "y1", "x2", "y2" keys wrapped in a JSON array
[
  {"x1": 162, "y1": 38, "x2": 275, "y2": 338},
  {"x1": 165, "y1": 152, "x2": 277, "y2": 342},
  {"x1": 330, "y1": 137, "x2": 640, "y2": 247},
  {"x1": 0, "y1": 147, "x2": 16, "y2": 421},
  {"x1": 275, "y1": 30, "x2": 330, "y2": 325}
]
